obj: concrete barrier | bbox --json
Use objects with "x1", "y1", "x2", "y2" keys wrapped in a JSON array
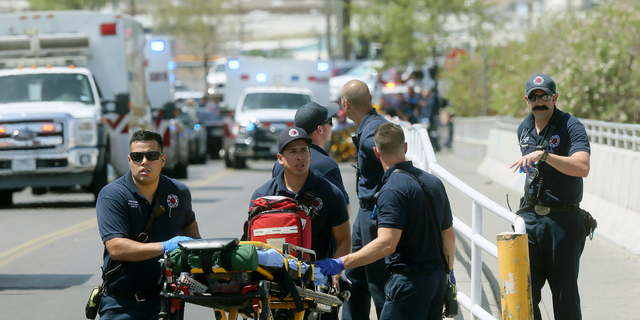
[{"x1": 474, "y1": 128, "x2": 640, "y2": 256}]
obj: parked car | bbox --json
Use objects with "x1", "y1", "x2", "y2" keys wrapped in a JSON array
[
  {"x1": 195, "y1": 108, "x2": 228, "y2": 159},
  {"x1": 329, "y1": 60, "x2": 383, "y2": 101},
  {"x1": 178, "y1": 107, "x2": 208, "y2": 164}
]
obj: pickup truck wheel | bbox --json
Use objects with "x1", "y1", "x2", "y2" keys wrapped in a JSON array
[
  {"x1": 224, "y1": 151, "x2": 233, "y2": 168},
  {"x1": 0, "y1": 191, "x2": 13, "y2": 207},
  {"x1": 232, "y1": 155, "x2": 246, "y2": 169},
  {"x1": 91, "y1": 163, "x2": 109, "y2": 200}
]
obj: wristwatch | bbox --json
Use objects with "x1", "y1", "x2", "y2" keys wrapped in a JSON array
[{"x1": 540, "y1": 151, "x2": 548, "y2": 162}]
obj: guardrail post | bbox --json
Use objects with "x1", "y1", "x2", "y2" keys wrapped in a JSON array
[
  {"x1": 496, "y1": 233, "x2": 533, "y2": 320},
  {"x1": 470, "y1": 201, "x2": 482, "y2": 320}
]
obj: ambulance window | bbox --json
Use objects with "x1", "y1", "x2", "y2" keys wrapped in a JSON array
[{"x1": 242, "y1": 93, "x2": 312, "y2": 111}]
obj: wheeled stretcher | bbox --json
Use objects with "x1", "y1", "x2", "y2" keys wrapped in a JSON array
[{"x1": 158, "y1": 238, "x2": 348, "y2": 320}]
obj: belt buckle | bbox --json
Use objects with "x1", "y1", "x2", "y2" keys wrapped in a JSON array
[
  {"x1": 535, "y1": 205, "x2": 551, "y2": 216},
  {"x1": 135, "y1": 292, "x2": 146, "y2": 302}
]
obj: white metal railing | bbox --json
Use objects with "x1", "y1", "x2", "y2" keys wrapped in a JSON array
[
  {"x1": 399, "y1": 120, "x2": 526, "y2": 320},
  {"x1": 457, "y1": 116, "x2": 640, "y2": 152}
]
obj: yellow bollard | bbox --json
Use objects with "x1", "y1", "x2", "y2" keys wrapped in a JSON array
[{"x1": 496, "y1": 232, "x2": 533, "y2": 320}]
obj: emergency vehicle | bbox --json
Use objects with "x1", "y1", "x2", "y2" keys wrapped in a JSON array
[
  {"x1": 0, "y1": 11, "x2": 150, "y2": 205},
  {"x1": 144, "y1": 34, "x2": 189, "y2": 178},
  {"x1": 221, "y1": 58, "x2": 330, "y2": 168}
]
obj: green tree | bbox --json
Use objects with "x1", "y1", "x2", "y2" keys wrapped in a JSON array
[
  {"x1": 350, "y1": 0, "x2": 487, "y2": 75},
  {"x1": 150, "y1": 0, "x2": 229, "y2": 91},
  {"x1": 445, "y1": 0, "x2": 640, "y2": 123},
  {"x1": 28, "y1": 0, "x2": 107, "y2": 10}
]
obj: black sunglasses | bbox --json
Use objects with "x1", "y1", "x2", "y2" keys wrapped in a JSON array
[
  {"x1": 528, "y1": 93, "x2": 554, "y2": 103},
  {"x1": 130, "y1": 151, "x2": 163, "y2": 162},
  {"x1": 323, "y1": 118, "x2": 333, "y2": 126}
]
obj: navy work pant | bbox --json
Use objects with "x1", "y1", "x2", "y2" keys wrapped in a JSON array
[
  {"x1": 521, "y1": 209, "x2": 586, "y2": 320},
  {"x1": 379, "y1": 270, "x2": 446, "y2": 320},
  {"x1": 99, "y1": 293, "x2": 180, "y2": 320},
  {"x1": 342, "y1": 206, "x2": 389, "y2": 320}
]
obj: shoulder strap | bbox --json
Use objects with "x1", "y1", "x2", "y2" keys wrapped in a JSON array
[
  {"x1": 537, "y1": 110, "x2": 565, "y2": 151},
  {"x1": 389, "y1": 169, "x2": 449, "y2": 273}
]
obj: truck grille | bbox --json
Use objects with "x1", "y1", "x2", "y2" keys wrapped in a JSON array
[{"x1": 0, "y1": 120, "x2": 64, "y2": 150}]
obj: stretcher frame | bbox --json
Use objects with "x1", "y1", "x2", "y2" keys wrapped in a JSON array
[{"x1": 159, "y1": 240, "x2": 344, "y2": 320}]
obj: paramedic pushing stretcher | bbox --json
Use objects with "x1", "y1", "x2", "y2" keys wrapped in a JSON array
[
  {"x1": 509, "y1": 74, "x2": 590, "y2": 320},
  {"x1": 316, "y1": 123, "x2": 456, "y2": 320},
  {"x1": 96, "y1": 130, "x2": 201, "y2": 320},
  {"x1": 251, "y1": 126, "x2": 351, "y2": 266}
]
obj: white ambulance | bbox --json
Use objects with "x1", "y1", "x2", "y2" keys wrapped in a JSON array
[
  {"x1": 0, "y1": 11, "x2": 149, "y2": 205},
  {"x1": 220, "y1": 57, "x2": 331, "y2": 168},
  {"x1": 143, "y1": 34, "x2": 189, "y2": 178}
]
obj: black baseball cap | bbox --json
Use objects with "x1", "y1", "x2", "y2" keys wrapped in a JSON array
[
  {"x1": 526, "y1": 74, "x2": 556, "y2": 96},
  {"x1": 277, "y1": 126, "x2": 312, "y2": 154},
  {"x1": 294, "y1": 102, "x2": 340, "y2": 135}
]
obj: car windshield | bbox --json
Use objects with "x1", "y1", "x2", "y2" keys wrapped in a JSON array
[
  {"x1": 241, "y1": 93, "x2": 312, "y2": 111},
  {"x1": 0, "y1": 73, "x2": 95, "y2": 104},
  {"x1": 215, "y1": 64, "x2": 225, "y2": 72},
  {"x1": 344, "y1": 65, "x2": 374, "y2": 76}
]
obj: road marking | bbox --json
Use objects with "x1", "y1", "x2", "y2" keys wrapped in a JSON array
[
  {"x1": 0, "y1": 170, "x2": 232, "y2": 268},
  {"x1": 186, "y1": 170, "x2": 232, "y2": 189},
  {"x1": 0, "y1": 218, "x2": 97, "y2": 268}
]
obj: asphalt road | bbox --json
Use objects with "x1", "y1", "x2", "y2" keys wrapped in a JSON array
[{"x1": 0, "y1": 153, "x2": 638, "y2": 319}]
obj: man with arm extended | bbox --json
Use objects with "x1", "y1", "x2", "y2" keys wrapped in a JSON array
[
  {"x1": 316, "y1": 122, "x2": 455, "y2": 319},
  {"x1": 96, "y1": 130, "x2": 200, "y2": 320}
]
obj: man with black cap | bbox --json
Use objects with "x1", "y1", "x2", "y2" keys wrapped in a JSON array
[
  {"x1": 252, "y1": 126, "x2": 351, "y2": 265},
  {"x1": 510, "y1": 74, "x2": 591, "y2": 320},
  {"x1": 272, "y1": 102, "x2": 350, "y2": 215}
]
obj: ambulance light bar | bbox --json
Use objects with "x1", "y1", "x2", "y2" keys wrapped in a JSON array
[
  {"x1": 228, "y1": 59, "x2": 240, "y2": 70},
  {"x1": 101, "y1": 23, "x2": 117, "y2": 36},
  {"x1": 150, "y1": 41, "x2": 165, "y2": 52},
  {"x1": 256, "y1": 73, "x2": 267, "y2": 82},
  {"x1": 317, "y1": 62, "x2": 329, "y2": 72}
]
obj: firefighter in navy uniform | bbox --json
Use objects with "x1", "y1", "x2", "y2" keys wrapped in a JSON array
[
  {"x1": 272, "y1": 102, "x2": 351, "y2": 215},
  {"x1": 96, "y1": 130, "x2": 201, "y2": 320},
  {"x1": 340, "y1": 79, "x2": 389, "y2": 320},
  {"x1": 252, "y1": 127, "x2": 351, "y2": 263},
  {"x1": 315, "y1": 123, "x2": 456, "y2": 320},
  {"x1": 510, "y1": 74, "x2": 591, "y2": 320}
]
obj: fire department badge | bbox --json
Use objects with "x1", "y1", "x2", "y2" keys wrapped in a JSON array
[
  {"x1": 533, "y1": 76, "x2": 544, "y2": 85},
  {"x1": 289, "y1": 128, "x2": 299, "y2": 137},
  {"x1": 312, "y1": 197, "x2": 323, "y2": 211},
  {"x1": 167, "y1": 194, "x2": 179, "y2": 208},
  {"x1": 549, "y1": 134, "x2": 560, "y2": 148}
]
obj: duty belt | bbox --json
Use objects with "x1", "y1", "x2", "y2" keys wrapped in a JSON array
[
  {"x1": 106, "y1": 287, "x2": 161, "y2": 302},
  {"x1": 518, "y1": 196, "x2": 579, "y2": 216},
  {"x1": 359, "y1": 200, "x2": 375, "y2": 210}
]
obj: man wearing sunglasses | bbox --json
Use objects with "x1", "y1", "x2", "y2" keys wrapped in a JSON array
[
  {"x1": 510, "y1": 74, "x2": 591, "y2": 320},
  {"x1": 96, "y1": 130, "x2": 201, "y2": 320}
]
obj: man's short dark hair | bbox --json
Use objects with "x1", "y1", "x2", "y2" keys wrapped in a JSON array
[
  {"x1": 374, "y1": 122, "x2": 404, "y2": 155},
  {"x1": 129, "y1": 130, "x2": 163, "y2": 152}
]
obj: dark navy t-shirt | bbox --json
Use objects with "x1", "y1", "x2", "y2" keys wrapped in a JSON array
[
  {"x1": 517, "y1": 108, "x2": 591, "y2": 203},
  {"x1": 97, "y1": 171, "x2": 196, "y2": 294},
  {"x1": 272, "y1": 143, "x2": 350, "y2": 205},
  {"x1": 251, "y1": 171, "x2": 349, "y2": 260},
  {"x1": 376, "y1": 161, "x2": 453, "y2": 271},
  {"x1": 356, "y1": 109, "x2": 388, "y2": 202}
]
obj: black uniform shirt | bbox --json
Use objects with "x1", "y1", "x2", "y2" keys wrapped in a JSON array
[
  {"x1": 376, "y1": 161, "x2": 453, "y2": 271},
  {"x1": 517, "y1": 108, "x2": 591, "y2": 203},
  {"x1": 272, "y1": 143, "x2": 350, "y2": 205},
  {"x1": 97, "y1": 171, "x2": 196, "y2": 294},
  {"x1": 356, "y1": 109, "x2": 388, "y2": 202},
  {"x1": 251, "y1": 171, "x2": 349, "y2": 260}
]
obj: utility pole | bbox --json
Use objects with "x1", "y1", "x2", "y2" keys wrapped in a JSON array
[
  {"x1": 130, "y1": 0, "x2": 136, "y2": 16},
  {"x1": 342, "y1": 0, "x2": 351, "y2": 59}
]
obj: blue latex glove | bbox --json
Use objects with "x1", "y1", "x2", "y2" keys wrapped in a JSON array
[
  {"x1": 162, "y1": 236, "x2": 193, "y2": 253},
  {"x1": 519, "y1": 162, "x2": 536, "y2": 173},
  {"x1": 450, "y1": 269, "x2": 456, "y2": 286},
  {"x1": 315, "y1": 258, "x2": 345, "y2": 276}
]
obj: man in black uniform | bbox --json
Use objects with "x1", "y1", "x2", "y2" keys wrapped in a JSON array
[
  {"x1": 96, "y1": 130, "x2": 201, "y2": 320},
  {"x1": 510, "y1": 74, "x2": 591, "y2": 320},
  {"x1": 340, "y1": 79, "x2": 389, "y2": 320},
  {"x1": 272, "y1": 101, "x2": 350, "y2": 215},
  {"x1": 315, "y1": 122, "x2": 456, "y2": 320}
]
